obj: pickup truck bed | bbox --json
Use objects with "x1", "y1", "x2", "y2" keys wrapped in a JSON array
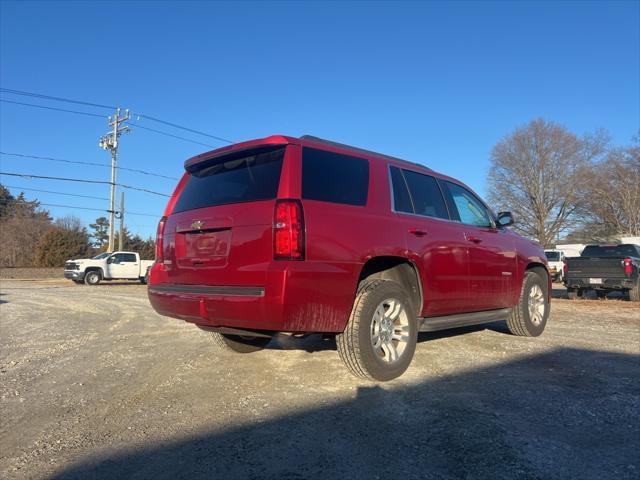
[{"x1": 564, "y1": 244, "x2": 640, "y2": 301}]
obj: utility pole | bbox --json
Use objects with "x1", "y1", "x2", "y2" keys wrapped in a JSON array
[
  {"x1": 118, "y1": 191, "x2": 125, "y2": 251},
  {"x1": 99, "y1": 108, "x2": 130, "y2": 252}
]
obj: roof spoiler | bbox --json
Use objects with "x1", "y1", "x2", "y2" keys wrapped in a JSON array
[{"x1": 184, "y1": 140, "x2": 289, "y2": 174}]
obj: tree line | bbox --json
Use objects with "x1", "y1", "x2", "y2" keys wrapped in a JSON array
[{"x1": 0, "y1": 186, "x2": 155, "y2": 268}]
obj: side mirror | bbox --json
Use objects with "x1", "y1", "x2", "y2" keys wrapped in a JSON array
[
  {"x1": 497, "y1": 211, "x2": 514, "y2": 228},
  {"x1": 107, "y1": 256, "x2": 116, "y2": 264}
]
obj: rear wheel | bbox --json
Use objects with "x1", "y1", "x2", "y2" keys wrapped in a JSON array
[
  {"x1": 506, "y1": 271, "x2": 549, "y2": 337},
  {"x1": 596, "y1": 290, "x2": 607, "y2": 299},
  {"x1": 567, "y1": 288, "x2": 582, "y2": 300},
  {"x1": 630, "y1": 281, "x2": 640, "y2": 302},
  {"x1": 84, "y1": 271, "x2": 101, "y2": 286},
  {"x1": 336, "y1": 279, "x2": 418, "y2": 381},
  {"x1": 209, "y1": 332, "x2": 271, "y2": 353}
]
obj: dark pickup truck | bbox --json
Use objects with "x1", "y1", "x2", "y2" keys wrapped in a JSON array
[{"x1": 564, "y1": 244, "x2": 640, "y2": 301}]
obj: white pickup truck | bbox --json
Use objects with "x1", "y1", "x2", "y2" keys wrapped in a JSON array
[
  {"x1": 64, "y1": 251, "x2": 154, "y2": 285},
  {"x1": 544, "y1": 249, "x2": 567, "y2": 282}
]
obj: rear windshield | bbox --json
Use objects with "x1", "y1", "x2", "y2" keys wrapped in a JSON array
[
  {"x1": 581, "y1": 245, "x2": 639, "y2": 258},
  {"x1": 545, "y1": 251, "x2": 560, "y2": 261},
  {"x1": 173, "y1": 147, "x2": 285, "y2": 213}
]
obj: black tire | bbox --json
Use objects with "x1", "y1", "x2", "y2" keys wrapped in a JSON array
[
  {"x1": 84, "y1": 270, "x2": 101, "y2": 286},
  {"x1": 140, "y1": 271, "x2": 149, "y2": 285},
  {"x1": 209, "y1": 332, "x2": 271, "y2": 353},
  {"x1": 567, "y1": 288, "x2": 582, "y2": 300},
  {"x1": 596, "y1": 290, "x2": 607, "y2": 299},
  {"x1": 336, "y1": 279, "x2": 418, "y2": 382},
  {"x1": 506, "y1": 271, "x2": 549, "y2": 337},
  {"x1": 629, "y1": 281, "x2": 640, "y2": 302}
]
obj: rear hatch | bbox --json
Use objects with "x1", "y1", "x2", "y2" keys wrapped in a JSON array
[{"x1": 160, "y1": 145, "x2": 288, "y2": 286}]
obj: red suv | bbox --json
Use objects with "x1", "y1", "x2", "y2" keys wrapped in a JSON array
[{"x1": 148, "y1": 135, "x2": 550, "y2": 381}]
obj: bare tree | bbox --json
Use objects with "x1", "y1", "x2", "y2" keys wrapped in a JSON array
[
  {"x1": 487, "y1": 119, "x2": 608, "y2": 247},
  {"x1": 576, "y1": 137, "x2": 640, "y2": 239},
  {"x1": 55, "y1": 215, "x2": 84, "y2": 232}
]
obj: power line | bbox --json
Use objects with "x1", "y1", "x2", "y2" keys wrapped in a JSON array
[
  {"x1": 0, "y1": 98, "x2": 106, "y2": 118},
  {"x1": 0, "y1": 151, "x2": 179, "y2": 180},
  {"x1": 0, "y1": 88, "x2": 116, "y2": 110},
  {"x1": 32, "y1": 202, "x2": 160, "y2": 218},
  {"x1": 132, "y1": 113, "x2": 234, "y2": 144},
  {"x1": 0, "y1": 172, "x2": 170, "y2": 197},
  {"x1": 2, "y1": 184, "x2": 109, "y2": 201},
  {"x1": 129, "y1": 123, "x2": 217, "y2": 148},
  {"x1": 2, "y1": 87, "x2": 234, "y2": 144},
  {"x1": 2, "y1": 98, "x2": 220, "y2": 149}
]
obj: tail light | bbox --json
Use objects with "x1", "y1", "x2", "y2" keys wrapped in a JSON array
[
  {"x1": 623, "y1": 258, "x2": 633, "y2": 277},
  {"x1": 274, "y1": 200, "x2": 305, "y2": 260},
  {"x1": 156, "y1": 216, "x2": 167, "y2": 262},
  {"x1": 563, "y1": 258, "x2": 568, "y2": 276}
]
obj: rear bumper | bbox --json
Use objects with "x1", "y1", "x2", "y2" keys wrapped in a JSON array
[
  {"x1": 147, "y1": 261, "x2": 360, "y2": 333},
  {"x1": 564, "y1": 276, "x2": 635, "y2": 290},
  {"x1": 64, "y1": 270, "x2": 85, "y2": 281}
]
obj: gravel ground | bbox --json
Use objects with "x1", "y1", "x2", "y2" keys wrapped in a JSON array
[{"x1": 0, "y1": 280, "x2": 638, "y2": 480}]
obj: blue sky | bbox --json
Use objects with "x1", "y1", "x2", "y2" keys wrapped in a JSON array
[{"x1": 1, "y1": 1, "x2": 638, "y2": 239}]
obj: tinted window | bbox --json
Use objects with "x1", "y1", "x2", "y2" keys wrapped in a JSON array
[
  {"x1": 389, "y1": 166, "x2": 413, "y2": 213},
  {"x1": 173, "y1": 147, "x2": 285, "y2": 213},
  {"x1": 581, "y1": 245, "x2": 640, "y2": 257},
  {"x1": 402, "y1": 170, "x2": 449, "y2": 219},
  {"x1": 122, "y1": 253, "x2": 137, "y2": 262},
  {"x1": 302, "y1": 148, "x2": 369, "y2": 206},
  {"x1": 444, "y1": 182, "x2": 492, "y2": 227}
]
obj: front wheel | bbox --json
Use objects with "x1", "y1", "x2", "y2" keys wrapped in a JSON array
[
  {"x1": 336, "y1": 280, "x2": 418, "y2": 381},
  {"x1": 506, "y1": 271, "x2": 549, "y2": 337},
  {"x1": 84, "y1": 271, "x2": 101, "y2": 286},
  {"x1": 209, "y1": 332, "x2": 271, "y2": 353}
]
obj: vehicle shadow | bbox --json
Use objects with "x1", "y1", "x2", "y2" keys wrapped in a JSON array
[{"x1": 52, "y1": 348, "x2": 639, "y2": 480}]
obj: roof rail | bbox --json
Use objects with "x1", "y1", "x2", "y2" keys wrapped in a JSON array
[{"x1": 300, "y1": 135, "x2": 431, "y2": 171}]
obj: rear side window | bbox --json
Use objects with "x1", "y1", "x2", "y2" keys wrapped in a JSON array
[
  {"x1": 389, "y1": 166, "x2": 449, "y2": 220},
  {"x1": 302, "y1": 147, "x2": 369, "y2": 206},
  {"x1": 173, "y1": 147, "x2": 285, "y2": 213},
  {"x1": 401, "y1": 170, "x2": 449, "y2": 219},
  {"x1": 122, "y1": 253, "x2": 137, "y2": 263}
]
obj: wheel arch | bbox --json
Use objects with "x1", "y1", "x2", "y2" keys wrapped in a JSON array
[
  {"x1": 525, "y1": 262, "x2": 551, "y2": 299},
  {"x1": 357, "y1": 256, "x2": 423, "y2": 314}
]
